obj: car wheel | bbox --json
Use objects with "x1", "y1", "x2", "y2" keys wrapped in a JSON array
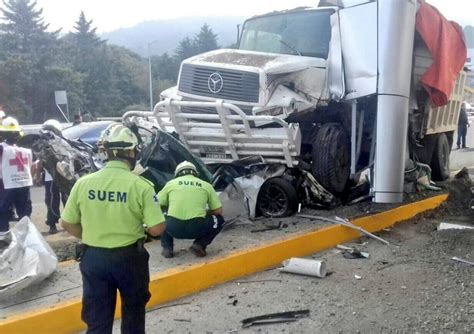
[{"x1": 257, "y1": 177, "x2": 298, "y2": 217}]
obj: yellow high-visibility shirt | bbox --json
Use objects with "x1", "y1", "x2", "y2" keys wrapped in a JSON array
[
  {"x1": 158, "y1": 174, "x2": 221, "y2": 220},
  {"x1": 61, "y1": 160, "x2": 164, "y2": 248}
]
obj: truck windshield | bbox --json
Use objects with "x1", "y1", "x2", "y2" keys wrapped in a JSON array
[{"x1": 239, "y1": 9, "x2": 333, "y2": 59}]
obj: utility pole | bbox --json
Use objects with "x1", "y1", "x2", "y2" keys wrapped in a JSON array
[{"x1": 148, "y1": 40, "x2": 160, "y2": 112}]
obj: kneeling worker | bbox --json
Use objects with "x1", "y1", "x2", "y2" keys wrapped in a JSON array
[
  {"x1": 159, "y1": 161, "x2": 224, "y2": 258},
  {"x1": 61, "y1": 123, "x2": 165, "y2": 334}
]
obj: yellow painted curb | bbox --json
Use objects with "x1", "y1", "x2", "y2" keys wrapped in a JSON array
[{"x1": 0, "y1": 194, "x2": 448, "y2": 333}]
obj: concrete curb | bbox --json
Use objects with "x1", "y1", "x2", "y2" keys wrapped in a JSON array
[{"x1": 0, "y1": 194, "x2": 448, "y2": 333}]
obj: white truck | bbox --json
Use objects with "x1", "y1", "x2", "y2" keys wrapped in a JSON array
[{"x1": 127, "y1": 0, "x2": 467, "y2": 217}]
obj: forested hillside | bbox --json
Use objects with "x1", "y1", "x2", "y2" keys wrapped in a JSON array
[
  {"x1": 102, "y1": 16, "x2": 243, "y2": 56},
  {"x1": 0, "y1": 0, "x2": 223, "y2": 123}
]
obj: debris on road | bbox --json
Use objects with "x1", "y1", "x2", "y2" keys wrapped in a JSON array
[
  {"x1": 0, "y1": 217, "x2": 57, "y2": 298},
  {"x1": 229, "y1": 299, "x2": 238, "y2": 306},
  {"x1": 278, "y1": 257, "x2": 327, "y2": 278},
  {"x1": 354, "y1": 275, "x2": 362, "y2": 280},
  {"x1": 241, "y1": 309, "x2": 310, "y2": 328},
  {"x1": 451, "y1": 257, "x2": 474, "y2": 266},
  {"x1": 297, "y1": 213, "x2": 390, "y2": 245},
  {"x1": 336, "y1": 245, "x2": 370, "y2": 259},
  {"x1": 334, "y1": 216, "x2": 390, "y2": 245},
  {"x1": 438, "y1": 223, "x2": 474, "y2": 231},
  {"x1": 250, "y1": 221, "x2": 287, "y2": 233},
  {"x1": 173, "y1": 318, "x2": 192, "y2": 323}
]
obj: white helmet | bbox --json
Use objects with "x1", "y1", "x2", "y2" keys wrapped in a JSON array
[
  {"x1": 42, "y1": 119, "x2": 62, "y2": 135},
  {"x1": 99, "y1": 123, "x2": 138, "y2": 150},
  {"x1": 0, "y1": 116, "x2": 21, "y2": 133},
  {"x1": 174, "y1": 160, "x2": 198, "y2": 177}
]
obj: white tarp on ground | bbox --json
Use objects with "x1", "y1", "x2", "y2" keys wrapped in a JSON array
[{"x1": 0, "y1": 217, "x2": 57, "y2": 298}]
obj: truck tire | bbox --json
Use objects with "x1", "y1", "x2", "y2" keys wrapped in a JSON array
[
  {"x1": 312, "y1": 123, "x2": 350, "y2": 194},
  {"x1": 431, "y1": 133, "x2": 450, "y2": 181},
  {"x1": 257, "y1": 177, "x2": 298, "y2": 217}
]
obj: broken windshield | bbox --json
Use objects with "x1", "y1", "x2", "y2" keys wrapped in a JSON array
[{"x1": 239, "y1": 9, "x2": 333, "y2": 59}]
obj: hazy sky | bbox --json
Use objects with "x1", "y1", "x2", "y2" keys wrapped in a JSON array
[{"x1": 17, "y1": 0, "x2": 474, "y2": 33}]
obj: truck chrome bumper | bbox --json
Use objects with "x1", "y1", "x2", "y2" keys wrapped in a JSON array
[{"x1": 124, "y1": 99, "x2": 302, "y2": 167}]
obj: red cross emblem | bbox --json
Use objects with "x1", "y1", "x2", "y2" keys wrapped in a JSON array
[{"x1": 9, "y1": 151, "x2": 29, "y2": 172}]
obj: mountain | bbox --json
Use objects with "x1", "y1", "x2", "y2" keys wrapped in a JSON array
[
  {"x1": 464, "y1": 26, "x2": 473, "y2": 48},
  {"x1": 101, "y1": 16, "x2": 245, "y2": 56},
  {"x1": 101, "y1": 18, "x2": 474, "y2": 57}
]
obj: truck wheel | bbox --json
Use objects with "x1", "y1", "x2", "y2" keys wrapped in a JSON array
[
  {"x1": 431, "y1": 133, "x2": 450, "y2": 181},
  {"x1": 257, "y1": 178, "x2": 298, "y2": 217},
  {"x1": 312, "y1": 123, "x2": 350, "y2": 194}
]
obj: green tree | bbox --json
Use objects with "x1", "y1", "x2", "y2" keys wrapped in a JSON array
[
  {"x1": 106, "y1": 45, "x2": 148, "y2": 116},
  {"x1": 73, "y1": 11, "x2": 103, "y2": 51},
  {"x1": 152, "y1": 52, "x2": 179, "y2": 82},
  {"x1": 193, "y1": 23, "x2": 219, "y2": 54},
  {"x1": 65, "y1": 11, "x2": 110, "y2": 117},
  {"x1": 174, "y1": 36, "x2": 196, "y2": 62},
  {"x1": 0, "y1": 0, "x2": 60, "y2": 123}
]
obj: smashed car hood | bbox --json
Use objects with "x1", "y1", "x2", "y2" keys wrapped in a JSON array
[{"x1": 184, "y1": 48, "x2": 326, "y2": 75}]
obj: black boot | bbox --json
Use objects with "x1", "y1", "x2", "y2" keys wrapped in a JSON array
[
  {"x1": 161, "y1": 247, "x2": 174, "y2": 258},
  {"x1": 189, "y1": 243, "x2": 207, "y2": 257},
  {"x1": 48, "y1": 224, "x2": 58, "y2": 234}
]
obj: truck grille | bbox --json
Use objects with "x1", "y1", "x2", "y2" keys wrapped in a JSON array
[
  {"x1": 181, "y1": 103, "x2": 253, "y2": 116},
  {"x1": 178, "y1": 64, "x2": 260, "y2": 103}
]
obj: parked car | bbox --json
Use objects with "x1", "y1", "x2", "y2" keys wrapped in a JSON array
[{"x1": 62, "y1": 121, "x2": 112, "y2": 147}]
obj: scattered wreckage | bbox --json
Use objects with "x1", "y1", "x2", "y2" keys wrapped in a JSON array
[
  {"x1": 21, "y1": 120, "x2": 338, "y2": 222},
  {"x1": 22, "y1": 115, "x2": 445, "y2": 224}
]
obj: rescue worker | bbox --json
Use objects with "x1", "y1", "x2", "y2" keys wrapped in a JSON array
[
  {"x1": 456, "y1": 102, "x2": 469, "y2": 149},
  {"x1": 33, "y1": 119, "x2": 67, "y2": 234},
  {"x1": 60, "y1": 122, "x2": 165, "y2": 334},
  {"x1": 72, "y1": 113, "x2": 82, "y2": 125},
  {"x1": 158, "y1": 161, "x2": 224, "y2": 258},
  {"x1": 0, "y1": 117, "x2": 33, "y2": 251}
]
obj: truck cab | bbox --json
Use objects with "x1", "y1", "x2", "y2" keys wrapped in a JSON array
[{"x1": 154, "y1": 0, "x2": 466, "y2": 209}]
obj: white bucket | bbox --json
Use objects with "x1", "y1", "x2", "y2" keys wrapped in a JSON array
[{"x1": 279, "y1": 257, "x2": 327, "y2": 278}]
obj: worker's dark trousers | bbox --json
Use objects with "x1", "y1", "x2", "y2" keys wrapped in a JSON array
[
  {"x1": 0, "y1": 180, "x2": 32, "y2": 232},
  {"x1": 160, "y1": 215, "x2": 225, "y2": 249},
  {"x1": 79, "y1": 243, "x2": 151, "y2": 334},
  {"x1": 44, "y1": 181, "x2": 67, "y2": 227},
  {"x1": 456, "y1": 125, "x2": 467, "y2": 148}
]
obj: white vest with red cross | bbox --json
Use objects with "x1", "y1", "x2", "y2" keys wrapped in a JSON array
[{"x1": 0, "y1": 142, "x2": 33, "y2": 189}]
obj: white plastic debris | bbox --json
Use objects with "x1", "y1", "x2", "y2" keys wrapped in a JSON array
[
  {"x1": 438, "y1": 223, "x2": 474, "y2": 231},
  {"x1": 452, "y1": 257, "x2": 474, "y2": 266},
  {"x1": 354, "y1": 275, "x2": 362, "y2": 280},
  {"x1": 279, "y1": 257, "x2": 327, "y2": 278},
  {"x1": 0, "y1": 217, "x2": 58, "y2": 298}
]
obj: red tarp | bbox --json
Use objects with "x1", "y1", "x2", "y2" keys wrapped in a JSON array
[{"x1": 415, "y1": 1, "x2": 467, "y2": 107}]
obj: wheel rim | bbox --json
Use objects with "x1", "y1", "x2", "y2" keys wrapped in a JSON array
[
  {"x1": 258, "y1": 183, "x2": 289, "y2": 217},
  {"x1": 334, "y1": 141, "x2": 349, "y2": 184}
]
